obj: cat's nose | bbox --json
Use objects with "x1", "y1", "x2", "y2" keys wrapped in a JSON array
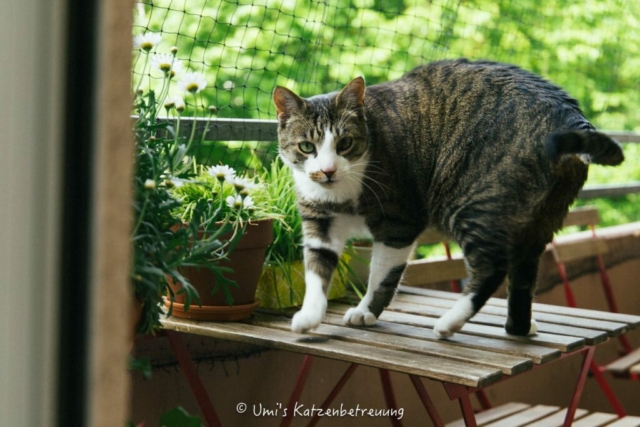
[{"x1": 322, "y1": 169, "x2": 336, "y2": 179}]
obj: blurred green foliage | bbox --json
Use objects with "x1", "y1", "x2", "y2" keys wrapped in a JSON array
[
  {"x1": 574, "y1": 143, "x2": 640, "y2": 227},
  {"x1": 134, "y1": 0, "x2": 640, "y2": 131},
  {"x1": 133, "y1": 0, "x2": 638, "y2": 226}
]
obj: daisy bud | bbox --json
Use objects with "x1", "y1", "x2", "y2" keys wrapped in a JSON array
[
  {"x1": 144, "y1": 179, "x2": 156, "y2": 190},
  {"x1": 208, "y1": 106, "x2": 217, "y2": 114},
  {"x1": 170, "y1": 46, "x2": 178, "y2": 55}
]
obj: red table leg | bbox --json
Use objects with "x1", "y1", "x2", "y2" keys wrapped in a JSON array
[
  {"x1": 409, "y1": 375, "x2": 444, "y2": 427},
  {"x1": 164, "y1": 330, "x2": 222, "y2": 427},
  {"x1": 307, "y1": 363, "x2": 359, "y2": 427},
  {"x1": 458, "y1": 394, "x2": 478, "y2": 427},
  {"x1": 563, "y1": 347, "x2": 596, "y2": 427},
  {"x1": 380, "y1": 369, "x2": 404, "y2": 427},
  {"x1": 281, "y1": 355, "x2": 314, "y2": 427}
]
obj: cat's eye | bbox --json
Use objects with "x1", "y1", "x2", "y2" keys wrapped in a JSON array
[
  {"x1": 337, "y1": 137, "x2": 353, "y2": 153},
  {"x1": 298, "y1": 141, "x2": 315, "y2": 154}
]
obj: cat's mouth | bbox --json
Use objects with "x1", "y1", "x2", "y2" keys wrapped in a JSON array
[{"x1": 320, "y1": 179, "x2": 338, "y2": 188}]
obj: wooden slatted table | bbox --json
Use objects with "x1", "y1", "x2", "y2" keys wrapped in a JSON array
[{"x1": 161, "y1": 287, "x2": 640, "y2": 427}]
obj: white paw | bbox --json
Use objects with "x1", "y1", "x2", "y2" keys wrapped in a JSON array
[
  {"x1": 291, "y1": 307, "x2": 324, "y2": 333},
  {"x1": 434, "y1": 295, "x2": 474, "y2": 339},
  {"x1": 343, "y1": 306, "x2": 377, "y2": 326},
  {"x1": 528, "y1": 319, "x2": 538, "y2": 336},
  {"x1": 434, "y1": 316, "x2": 463, "y2": 339}
]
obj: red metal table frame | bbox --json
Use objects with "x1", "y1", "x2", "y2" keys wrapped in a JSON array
[{"x1": 161, "y1": 330, "x2": 596, "y2": 427}]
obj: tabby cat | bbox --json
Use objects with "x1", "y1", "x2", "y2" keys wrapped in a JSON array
[{"x1": 272, "y1": 59, "x2": 624, "y2": 338}]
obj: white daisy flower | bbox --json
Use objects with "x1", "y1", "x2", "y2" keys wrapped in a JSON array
[
  {"x1": 178, "y1": 72, "x2": 207, "y2": 94},
  {"x1": 164, "y1": 96, "x2": 185, "y2": 112},
  {"x1": 144, "y1": 179, "x2": 156, "y2": 189},
  {"x1": 229, "y1": 176, "x2": 259, "y2": 194},
  {"x1": 226, "y1": 195, "x2": 254, "y2": 210},
  {"x1": 133, "y1": 32, "x2": 162, "y2": 52},
  {"x1": 208, "y1": 165, "x2": 236, "y2": 182},
  {"x1": 150, "y1": 53, "x2": 184, "y2": 77},
  {"x1": 164, "y1": 178, "x2": 185, "y2": 188},
  {"x1": 242, "y1": 195, "x2": 255, "y2": 209}
]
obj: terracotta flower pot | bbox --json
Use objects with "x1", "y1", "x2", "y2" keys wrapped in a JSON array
[{"x1": 166, "y1": 218, "x2": 273, "y2": 321}]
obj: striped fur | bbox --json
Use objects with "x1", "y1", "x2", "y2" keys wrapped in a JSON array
[{"x1": 274, "y1": 59, "x2": 624, "y2": 336}]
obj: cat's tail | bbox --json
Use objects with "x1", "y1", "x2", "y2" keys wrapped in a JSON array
[{"x1": 545, "y1": 130, "x2": 624, "y2": 166}]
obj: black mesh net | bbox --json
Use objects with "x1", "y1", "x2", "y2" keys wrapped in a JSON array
[{"x1": 132, "y1": 0, "x2": 640, "y2": 172}]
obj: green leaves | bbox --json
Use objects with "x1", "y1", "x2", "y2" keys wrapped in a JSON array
[{"x1": 160, "y1": 407, "x2": 201, "y2": 427}]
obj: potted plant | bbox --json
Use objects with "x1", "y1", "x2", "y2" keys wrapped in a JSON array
[
  {"x1": 131, "y1": 37, "x2": 241, "y2": 334},
  {"x1": 166, "y1": 164, "x2": 285, "y2": 320}
]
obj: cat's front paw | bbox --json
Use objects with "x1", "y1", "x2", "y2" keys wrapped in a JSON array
[
  {"x1": 291, "y1": 306, "x2": 325, "y2": 333},
  {"x1": 343, "y1": 306, "x2": 377, "y2": 326}
]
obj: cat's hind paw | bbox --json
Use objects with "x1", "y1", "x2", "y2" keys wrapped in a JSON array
[
  {"x1": 343, "y1": 307, "x2": 377, "y2": 326},
  {"x1": 291, "y1": 307, "x2": 324, "y2": 334},
  {"x1": 433, "y1": 295, "x2": 474, "y2": 339},
  {"x1": 433, "y1": 317, "x2": 463, "y2": 339},
  {"x1": 505, "y1": 318, "x2": 539, "y2": 336}
]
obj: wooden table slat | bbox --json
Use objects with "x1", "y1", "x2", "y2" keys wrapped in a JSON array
[
  {"x1": 161, "y1": 317, "x2": 503, "y2": 388},
  {"x1": 604, "y1": 348, "x2": 640, "y2": 374},
  {"x1": 525, "y1": 408, "x2": 589, "y2": 427},
  {"x1": 320, "y1": 311, "x2": 559, "y2": 364},
  {"x1": 572, "y1": 412, "x2": 619, "y2": 427},
  {"x1": 605, "y1": 416, "x2": 640, "y2": 427},
  {"x1": 484, "y1": 405, "x2": 560, "y2": 427},
  {"x1": 341, "y1": 305, "x2": 585, "y2": 352},
  {"x1": 392, "y1": 294, "x2": 621, "y2": 340},
  {"x1": 398, "y1": 286, "x2": 640, "y2": 329},
  {"x1": 251, "y1": 313, "x2": 532, "y2": 375},
  {"x1": 446, "y1": 402, "x2": 531, "y2": 427},
  {"x1": 369, "y1": 301, "x2": 585, "y2": 351}
]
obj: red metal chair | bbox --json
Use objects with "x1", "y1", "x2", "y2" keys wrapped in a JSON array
[{"x1": 551, "y1": 206, "x2": 636, "y2": 417}]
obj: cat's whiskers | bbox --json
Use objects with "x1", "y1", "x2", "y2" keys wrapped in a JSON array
[
  {"x1": 348, "y1": 168, "x2": 393, "y2": 195},
  {"x1": 345, "y1": 172, "x2": 386, "y2": 214}
]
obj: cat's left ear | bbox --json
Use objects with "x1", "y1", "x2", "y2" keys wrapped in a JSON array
[{"x1": 336, "y1": 76, "x2": 366, "y2": 110}]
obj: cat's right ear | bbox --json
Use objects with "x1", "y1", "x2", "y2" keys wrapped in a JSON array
[
  {"x1": 273, "y1": 86, "x2": 306, "y2": 124},
  {"x1": 336, "y1": 76, "x2": 366, "y2": 110}
]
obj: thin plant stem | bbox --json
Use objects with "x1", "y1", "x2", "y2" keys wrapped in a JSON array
[{"x1": 134, "y1": 52, "x2": 150, "y2": 94}]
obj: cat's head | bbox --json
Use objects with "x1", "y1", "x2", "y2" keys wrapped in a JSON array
[{"x1": 273, "y1": 78, "x2": 368, "y2": 203}]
